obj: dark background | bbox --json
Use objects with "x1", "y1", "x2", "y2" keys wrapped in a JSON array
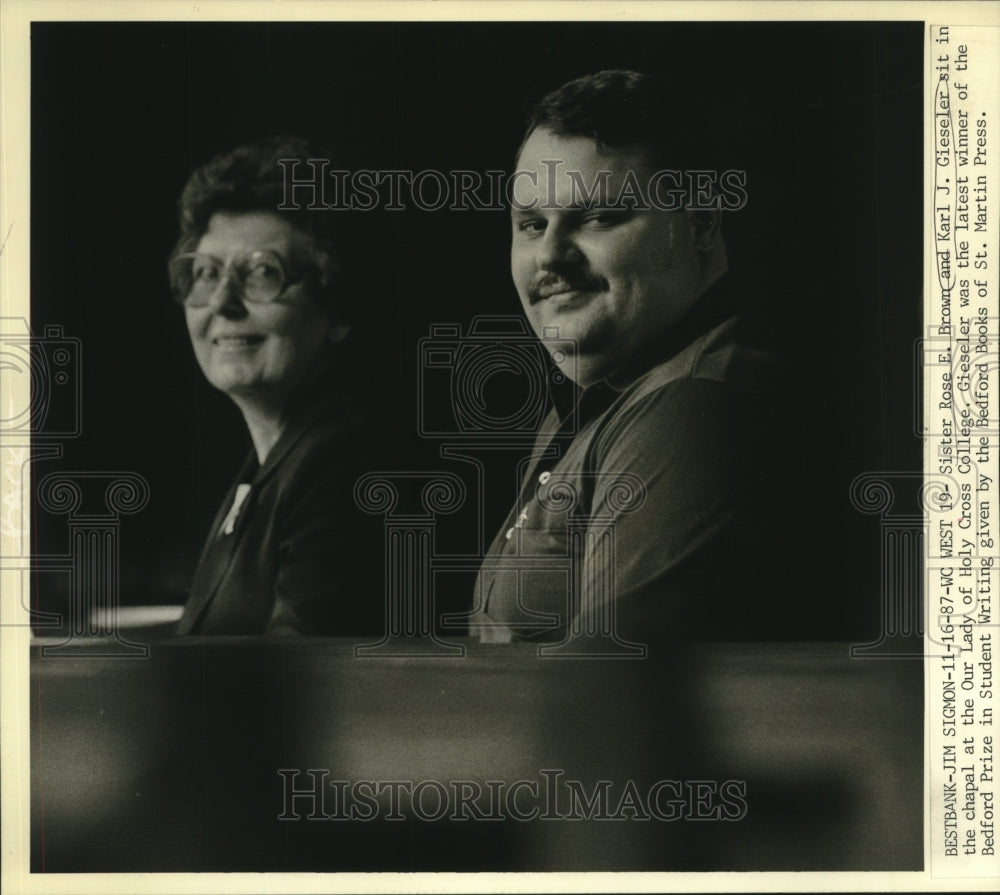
[{"x1": 29, "y1": 20, "x2": 923, "y2": 640}]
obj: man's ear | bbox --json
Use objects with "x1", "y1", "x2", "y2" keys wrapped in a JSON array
[{"x1": 687, "y1": 209, "x2": 722, "y2": 251}]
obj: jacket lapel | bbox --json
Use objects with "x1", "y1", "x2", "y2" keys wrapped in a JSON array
[
  {"x1": 174, "y1": 452, "x2": 258, "y2": 635},
  {"x1": 175, "y1": 390, "x2": 352, "y2": 634}
]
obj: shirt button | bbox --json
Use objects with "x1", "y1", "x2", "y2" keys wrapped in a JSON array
[
  {"x1": 505, "y1": 527, "x2": 515, "y2": 540},
  {"x1": 538, "y1": 471, "x2": 551, "y2": 484}
]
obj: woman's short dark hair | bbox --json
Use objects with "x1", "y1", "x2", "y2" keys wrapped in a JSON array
[
  {"x1": 170, "y1": 135, "x2": 347, "y2": 319},
  {"x1": 519, "y1": 70, "x2": 719, "y2": 174}
]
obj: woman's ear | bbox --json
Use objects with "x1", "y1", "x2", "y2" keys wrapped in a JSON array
[
  {"x1": 315, "y1": 250, "x2": 342, "y2": 289},
  {"x1": 311, "y1": 247, "x2": 349, "y2": 344}
]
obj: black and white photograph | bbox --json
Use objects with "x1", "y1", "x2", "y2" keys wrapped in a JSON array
[{"x1": 2, "y1": 1, "x2": 996, "y2": 890}]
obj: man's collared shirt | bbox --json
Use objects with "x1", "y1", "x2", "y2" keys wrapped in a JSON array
[{"x1": 470, "y1": 311, "x2": 782, "y2": 646}]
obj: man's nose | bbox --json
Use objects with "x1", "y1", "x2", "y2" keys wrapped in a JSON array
[{"x1": 536, "y1": 223, "x2": 581, "y2": 270}]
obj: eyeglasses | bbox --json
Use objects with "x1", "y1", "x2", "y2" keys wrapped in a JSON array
[{"x1": 169, "y1": 249, "x2": 309, "y2": 307}]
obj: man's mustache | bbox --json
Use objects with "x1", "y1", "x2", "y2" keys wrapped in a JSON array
[{"x1": 528, "y1": 272, "x2": 608, "y2": 304}]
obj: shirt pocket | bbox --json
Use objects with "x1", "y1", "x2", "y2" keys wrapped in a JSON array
[{"x1": 488, "y1": 524, "x2": 570, "y2": 640}]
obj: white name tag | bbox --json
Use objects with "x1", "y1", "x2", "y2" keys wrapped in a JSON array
[{"x1": 220, "y1": 484, "x2": 252, "y2": 536}]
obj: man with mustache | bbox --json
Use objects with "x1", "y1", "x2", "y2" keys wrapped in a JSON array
[{"x1": 470, "y1": 70, "x2": 782, "y2": 649}]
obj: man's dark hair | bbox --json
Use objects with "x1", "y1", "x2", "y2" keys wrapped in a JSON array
[
  {"x1": 518, "y1": 70, "x2": 719, "y2": 173},
  {"x1": 169, "y1": 135, "x2": 347, "y2": 320}
]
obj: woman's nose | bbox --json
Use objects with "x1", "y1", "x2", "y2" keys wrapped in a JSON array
[{"x1": 204, "y1": 270, "x2": 246, "y2": 314}]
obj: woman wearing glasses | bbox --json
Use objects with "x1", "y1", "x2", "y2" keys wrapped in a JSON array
[{"x1": 168, "y1": 136, "x2": 384, "y2": 636}]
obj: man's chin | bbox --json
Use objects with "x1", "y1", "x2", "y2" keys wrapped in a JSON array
[
  {"x1": 532, "y1": 315, "x2": 594, "y2": 348},
  {"x1": 550, "y1": 348, "x2": 618, "y2": 389}
]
